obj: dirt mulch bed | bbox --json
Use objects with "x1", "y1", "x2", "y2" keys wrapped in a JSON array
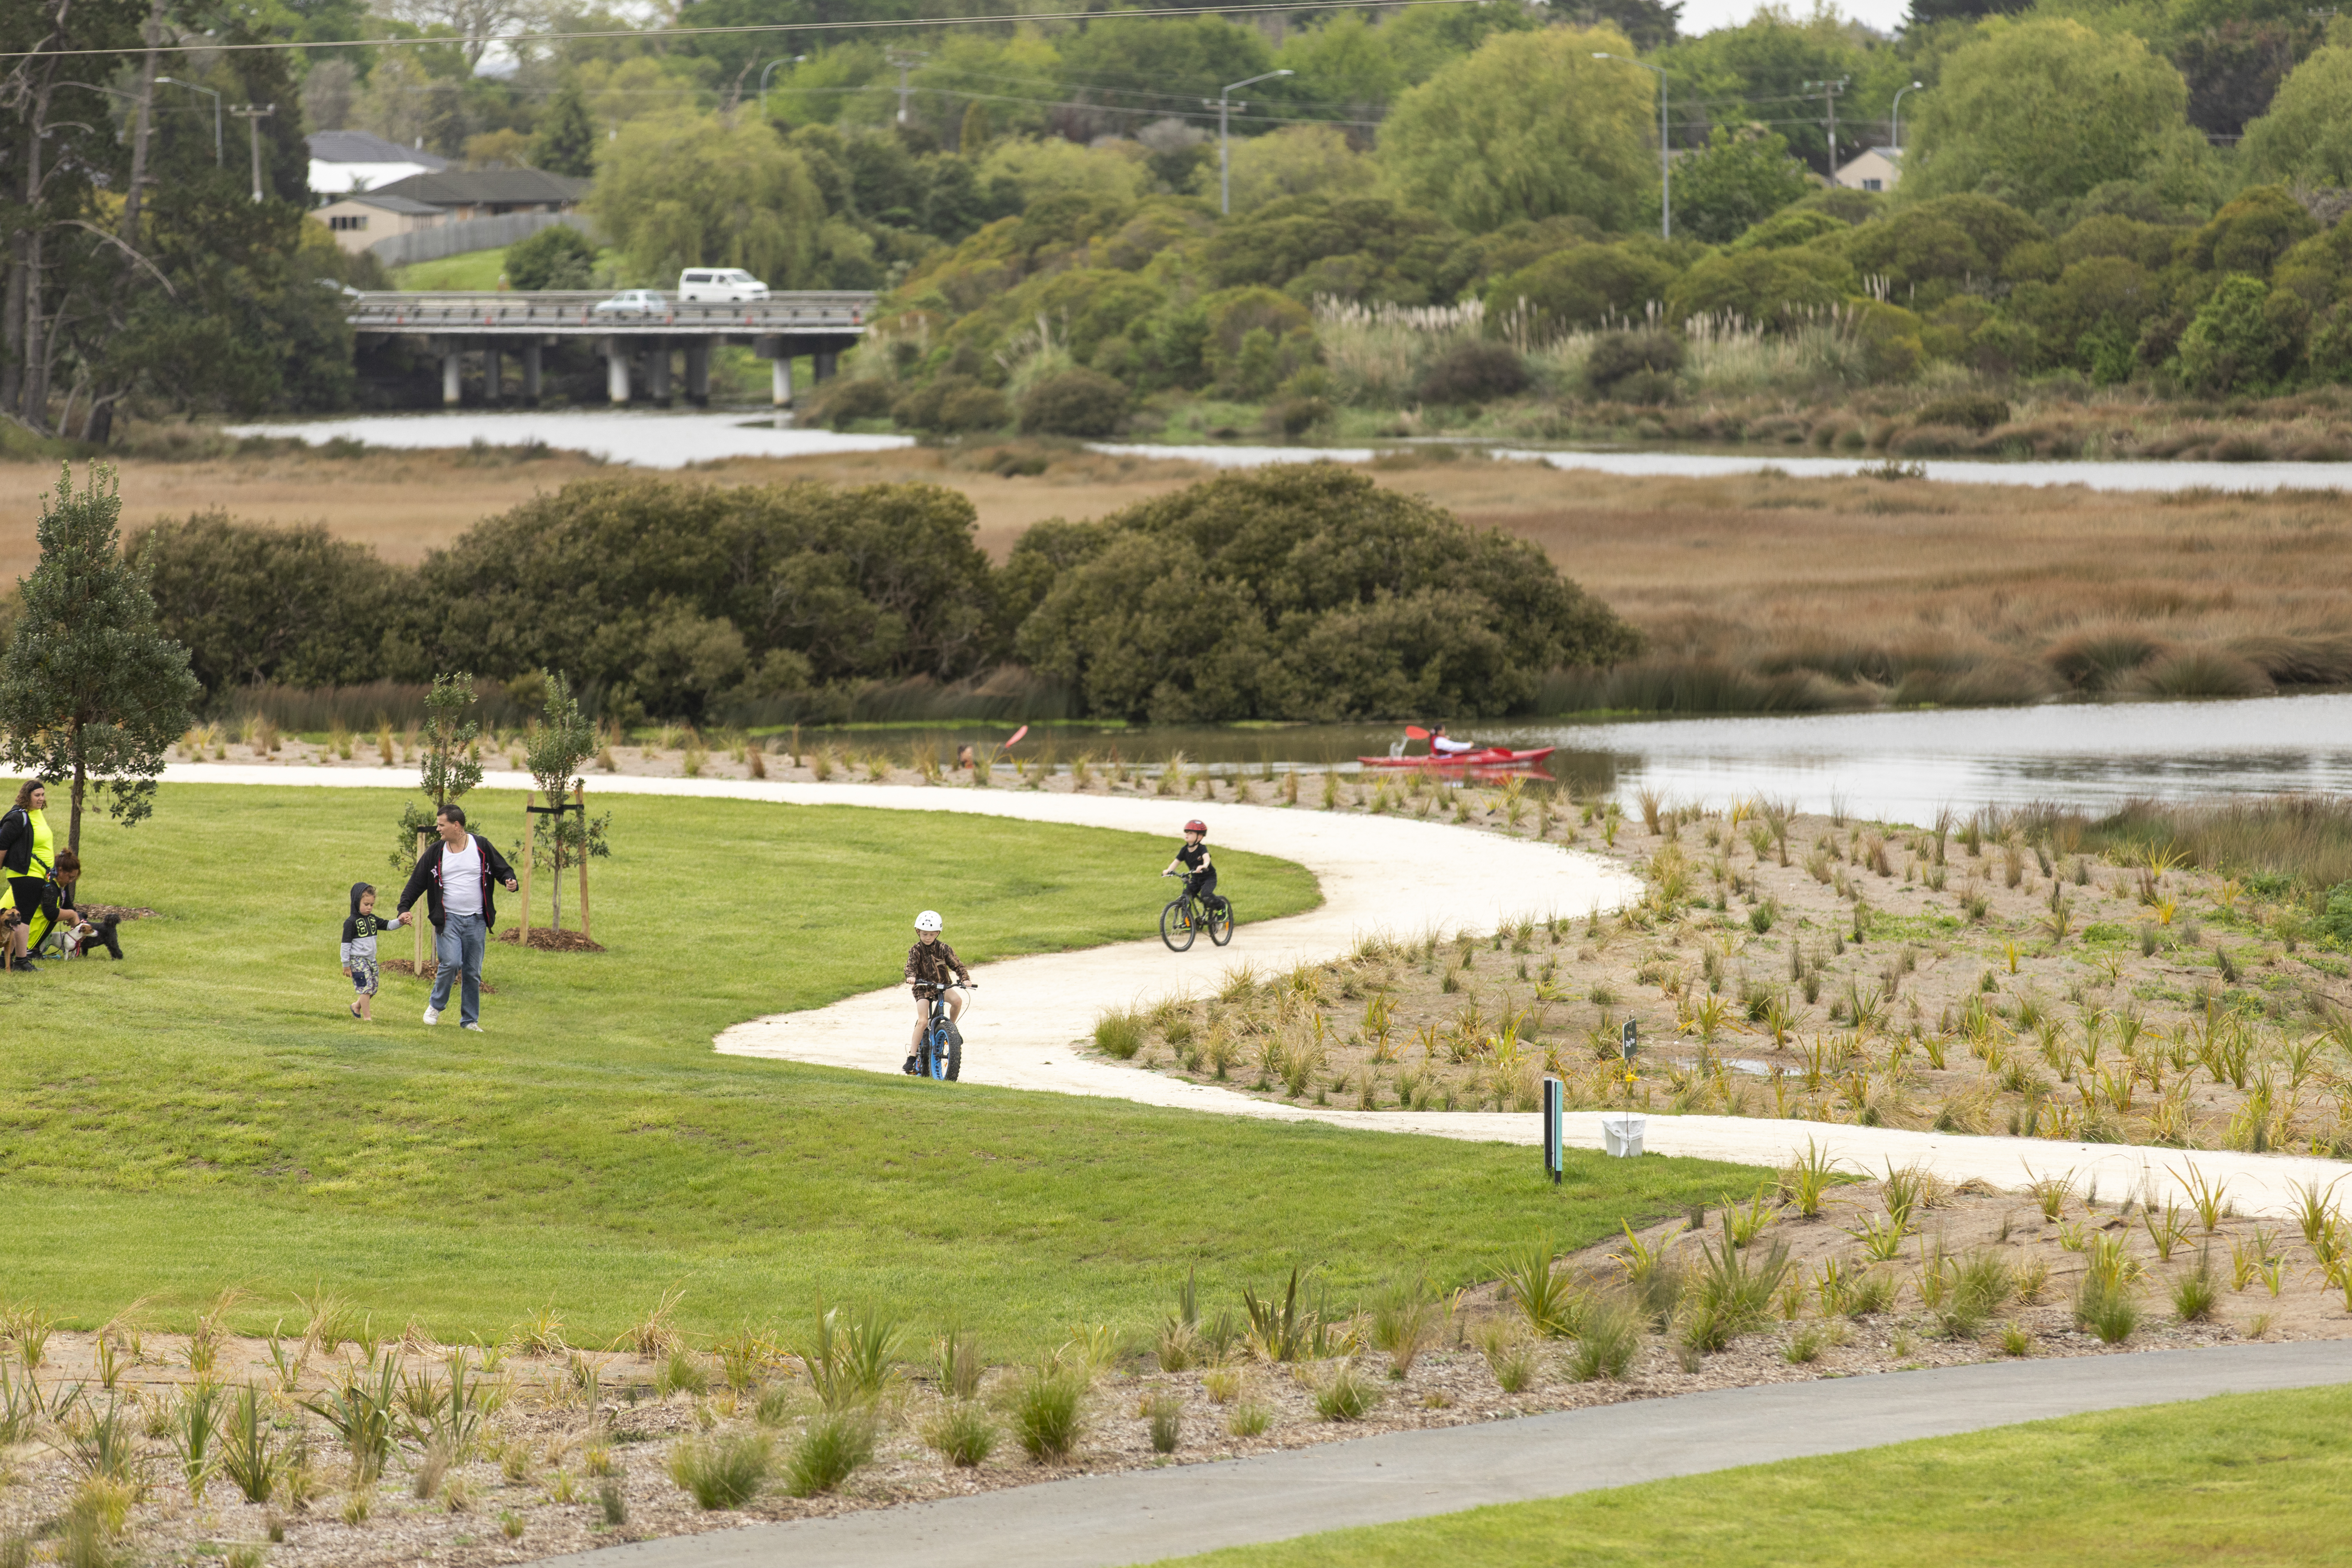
[
  {"x1": 496, "y1": 927, "x2": 606, "y2": 952},
  {"x1": 80, "y1": 904, "x2": 158, "y2": 920}
]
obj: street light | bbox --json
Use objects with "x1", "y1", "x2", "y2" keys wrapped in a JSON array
[
  {"x1": 1891, "y1": 79, "x2": 1924, "y2": 153},
  {"x1": 156, "y1": 75, "x2": 221, "y2": 166},
  {"x1": 1206, "y1": 69, "x2": 1291, "y2": 216},
  {"x1": 1594, "y1": 53, "x2": 1669, "y2": 240},
  {"x1": 757, "y1": 55, "x2": 806, "y2": 122}
]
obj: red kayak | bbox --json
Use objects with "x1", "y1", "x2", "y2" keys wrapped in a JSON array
[{"x1": 1357, "y1": 746, "x2": 1556, "y2": 769}]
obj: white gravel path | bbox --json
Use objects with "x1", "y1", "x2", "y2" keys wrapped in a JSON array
[{"x1": 175, "y1": 764, "x2": 2352, "y2": 1216}]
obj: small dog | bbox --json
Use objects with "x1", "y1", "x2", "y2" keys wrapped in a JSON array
[{"x1": 58, "y1": 913, "x2": 122, "y2": 961}]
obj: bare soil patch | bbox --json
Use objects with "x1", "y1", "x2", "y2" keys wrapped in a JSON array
[{"x1": 495, "y1": 928, "x2": 605, "y2": 953}]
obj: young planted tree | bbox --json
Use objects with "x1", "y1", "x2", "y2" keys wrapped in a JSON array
[
  {"x1": 0, "y1": 464, "x2": 201, "y2": 853},
  {"x1": 392, "y1": 672, "x2": 485, "y2": 872},
  {"x1": 522, "y1": 671, "x2": 609, "y2": 931}
]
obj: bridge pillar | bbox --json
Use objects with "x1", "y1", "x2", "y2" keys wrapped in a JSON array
[
  {"x1": 522, "y1": 341, "x2": 542, "y2": 404},
  {"x1": 646, "y1": 339, "x2": 672, "y2": 406},
  {"x1": 771, "y1": 356, "x2": 793, "y2": 408},
  {"x1": 441, "y1": 351, "x2": 462, "y2": 406},
  {"x1": 604, "y1": 338, "x2": 630, "y2": 404},
  {"x1": 485, "y1": 347, "x2": 503, "y2": 404},
  {"x1": 684, "y1": 341, "x2": 710, "y2": 407},
  {"x1": 813, "y1": 350, "x2": 838, "y2": 383}
]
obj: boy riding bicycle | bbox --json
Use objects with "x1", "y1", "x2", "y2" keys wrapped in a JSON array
[
  {"x1": 1161, "y1": 819, "x2": 1226, "y2": 915},
  {"x1": 904, "y1": 909, "x2": 972, "y2": 1074}
]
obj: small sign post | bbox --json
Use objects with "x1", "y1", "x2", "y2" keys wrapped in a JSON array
[
  {"x1": 1620, "y1": 1018, "x2": 1638, "y2": 1090},
  {"x1": 1541, "y1": 1076, "x2": 1564, "y2": 1185}
]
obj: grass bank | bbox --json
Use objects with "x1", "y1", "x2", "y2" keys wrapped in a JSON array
[
  {"x1": 2, "y1": 783, "x2": 1745, "y2": 1348},
  {"x1": 1150, "y1": 1384, "x2": 2352, "y2": 1567}
]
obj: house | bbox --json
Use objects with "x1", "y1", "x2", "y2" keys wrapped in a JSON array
[
  {"x1": 1835, "y1": 146, "x2": 1902, "y2": 194},
  {"x1": 359, "y1": 168, "x2": 591, "y2": 222},
  {"x1": 307, "y1": 129, "x2": 447, "y2": 196},
  {"x1": 311, "y1": 190, "x2": 446, "y2": 255}
]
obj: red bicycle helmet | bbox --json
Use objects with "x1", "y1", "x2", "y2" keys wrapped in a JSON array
[{"x1": 1183, "y1": 819, "x2": 1208, "y2": 834}]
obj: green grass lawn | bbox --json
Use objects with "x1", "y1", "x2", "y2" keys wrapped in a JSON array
[
  {"x1": 393, "y1": 247, "x2": 508, "y2": 291},
  {"x1": 1151, "y1": 1385, "x2": 2352, "y2": 1567},
  {"x1": 3, "y1": 783, "x2": 1751, "y2": 1351}
]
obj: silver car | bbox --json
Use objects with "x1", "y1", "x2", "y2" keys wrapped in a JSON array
[{"x1": 592, "y1": 289, "x2": 666, "y2": 317}]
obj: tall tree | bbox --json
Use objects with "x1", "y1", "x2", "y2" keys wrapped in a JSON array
[
  {"x1": 1378, "y1": 26, "x2": 1655, "y2": 234},
  {"x1": 1904, "y1": 19, "x2": 2199, "y2": 218},
  {"x1": 0, "y1": 464, "x2": 200, "y2": 853},
  {"x1": 589, "y1": 111, "x2": 825, "y2": 288},
  {"x1": 531, "y1": 84, "x2": 598, "y2": 177}
]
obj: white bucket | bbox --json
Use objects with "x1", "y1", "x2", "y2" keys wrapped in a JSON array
[{"x1": 1601, "y1": 1113, "x2": 1647, "y2": 1158}]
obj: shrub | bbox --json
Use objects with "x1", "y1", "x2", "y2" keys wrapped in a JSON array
[
  {"x1": 1566, "y1": 1295, "x2": 1642, "y2": 1381},
  {"x1": 1584, "y1": 330, "x2": 1684, "y2": 400},
  {"x1": 1010, "y1": 465, "x2": 1641, "y2": 723},
  {"x1": 134, "y1": 514, "x2": 402, "y2": 702},
  {"x1": 1006, "y1": 1360, "x2": 1087, "y2": 1461},
  {"x1": 1414, "y1": 341, "x2": 1529, "y2": 405},
  {"x1": 667, "y1": 1433, "x2": 771, "y2": 1509},
  {"x1": 502, "y1": 224, "x2": 598, "y2": 290},
  {"x1": 894, "y1": 374, "x2": 999, "y2": 433},
  {"x1": 810, "y1": 377, "x2": 894, "y2": 430},
  {"x1": 1019, "y1": 368, "x2": 1128, "y2": 437},
  {"x1": 1311, "y1": 1360, "x2": 1381, "y2": 1421},
  {"x1": 1482, "y1": 244, "x2": 1679, "y2": 336},
  {"x1": 2176, "y1": 274, "x2": 2286, "y2": 395},
  {"x1": 1913, "y1": 394, "x2": 2009, "y2": 431},
  {"x1": 782, "y1": 1413, "x2": 873, "y2": 1497},
  {"x1": 924, "y1": 1402, "x2": 998, "y2": 1468},
  {"x1": 1092, "y1": 1007, "x2": 1144, "y2": 1059}
]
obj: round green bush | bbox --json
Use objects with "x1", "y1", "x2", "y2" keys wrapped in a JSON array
[
  {"x1": 1414, "y1": 342, "x2": 1528, "y2": 405},
  {"x1": 503, "y1": 224, "x2": 597, "y2": 290},
  {"x1": 1018, "y1": 369, "x2": 1127, "y2": 438},
  {"x1": 812, "y1": 378, "x2": 894, "y2": 431}
]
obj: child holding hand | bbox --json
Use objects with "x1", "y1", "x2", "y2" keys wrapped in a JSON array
[{"x1": 341, "y1": 882, "x2": 408, "y2": 1021}]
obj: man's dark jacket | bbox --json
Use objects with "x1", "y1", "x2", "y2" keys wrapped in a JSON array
[{"x1": 396, "y1": 833, "x2": 518, "y2": 930}]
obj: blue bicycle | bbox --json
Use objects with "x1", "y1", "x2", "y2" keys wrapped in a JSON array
[{"x1": 914, "y1": 982, "x2": 974, "y2": 1081}]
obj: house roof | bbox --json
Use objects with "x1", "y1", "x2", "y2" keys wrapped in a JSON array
[
  {"x1": 366, "y1": 168, "x2": 591, "y2": 208},
  {"x1": 325, "y1": 190, "x2": 445, "y2": 217},
  {"x1": 307, "y1": 129, "x2": 449, "y2": 169}
]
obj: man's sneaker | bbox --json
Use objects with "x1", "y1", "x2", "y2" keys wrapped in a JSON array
[
  {"x1": 462, "y1": 1022, "x2": 484, "y2": 1032},
  {"x1": 423, "y1": 1006, "x2": 440, "y2": 1026},
  {"x1": 902, "y1": 1054, "x2": 919, "y2": 1075}
]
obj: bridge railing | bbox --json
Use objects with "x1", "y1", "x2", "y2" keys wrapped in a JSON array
[{"x1": 344, "y1": 290, "x2": 878, "y2": 331}]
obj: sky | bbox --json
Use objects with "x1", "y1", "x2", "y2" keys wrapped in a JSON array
[{"x1": 1674, "y1": 0, "x2": 1912, "y2": 37}]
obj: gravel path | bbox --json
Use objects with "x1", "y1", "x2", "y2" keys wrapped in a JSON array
[
  {"x1": 524, "y1": 1341, "x2": 2352, "y2": 1568},
  {"x1": 176, "y1": 765, "x2": 2349, "y2": 1215}
]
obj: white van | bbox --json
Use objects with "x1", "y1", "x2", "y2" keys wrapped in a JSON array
[{"x1": 677, "y1": 267, "x2": 770, "y2": 302}]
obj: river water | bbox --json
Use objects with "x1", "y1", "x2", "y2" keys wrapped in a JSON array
[{"x1": 224, "y1": 411, "x2": 2352, "y2": 494}]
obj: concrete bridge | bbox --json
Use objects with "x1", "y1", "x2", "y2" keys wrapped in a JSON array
[{"x1": 345, "y1": 290, "x2": 877, "y2": 407}]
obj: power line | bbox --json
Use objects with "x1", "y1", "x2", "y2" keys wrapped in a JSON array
[{"x1": 0, "y1": 0, "x2": 1490, "y2": 63}]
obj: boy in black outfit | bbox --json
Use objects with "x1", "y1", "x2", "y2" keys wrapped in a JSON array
[{"x1": 1161, "y1": 818, "x2": 1223, "y2": 913}]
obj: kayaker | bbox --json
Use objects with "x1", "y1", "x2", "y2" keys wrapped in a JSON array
[{"x1": 1428, "y1": 725, "x2": 1477, "y2": 757}]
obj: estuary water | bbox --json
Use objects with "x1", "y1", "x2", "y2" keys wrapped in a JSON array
[{"x1": 223, "y1": 411, "x2": 2352, "y2": 494}]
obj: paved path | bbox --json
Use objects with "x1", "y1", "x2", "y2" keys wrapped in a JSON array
[
  {"x1": 527, "y1": 1340, "x2": 2352, "y2": 1568},
  {"x1": 175, "y1": 765, "x2": 2349, "y2": 1217}
]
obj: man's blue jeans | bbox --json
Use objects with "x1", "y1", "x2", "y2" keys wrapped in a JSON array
[{"x1": 430, "y1": 912, "x2": 486, "y2": 1026}]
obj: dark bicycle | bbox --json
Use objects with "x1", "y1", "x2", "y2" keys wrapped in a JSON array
[
  {"x1": 914, "y1": 981, "x2": 974, "y2": 1081},
  {"x1": 1160, "y1": 875, "x2": 1235, "y2": 952}
]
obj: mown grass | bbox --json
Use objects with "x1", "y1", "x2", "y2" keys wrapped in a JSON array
[
  {"x1": 391, "y1": 247, "x2": 511, "y2": 292},
  {"x1": 1150, "y1": 1385, "x2": 2352, "y2": 1567},
  {"x1": 2, "y1": 783, "x2": 1747, "y2": 1349}
]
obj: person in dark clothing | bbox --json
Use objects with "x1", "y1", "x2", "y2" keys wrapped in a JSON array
[
  {"x1": 395, "y1": 803, "x2": 518, "y2": 1032},
  {"x1": 340, "y1": 881, "x2": 409, "y2": 1020},
  {"x1": 1161, "y1": 818, "x2": 1222, "y2": 913},
  {"x1": 903, "y1": 909, "x2": 972, "y2": 1073}
]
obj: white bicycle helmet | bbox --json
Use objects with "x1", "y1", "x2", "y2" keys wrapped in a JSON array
[{"x1": 915, "y1": 910, "x2": 943, "y2": 931}]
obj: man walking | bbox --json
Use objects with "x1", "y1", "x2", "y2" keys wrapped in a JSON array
[{"x1": 397, "y1": 803, "x2": 519, "y2": 1032}]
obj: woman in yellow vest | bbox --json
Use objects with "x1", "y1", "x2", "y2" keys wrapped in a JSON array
[{"x1": 0, "y1": 780, "x2": 58, "y2": 971}]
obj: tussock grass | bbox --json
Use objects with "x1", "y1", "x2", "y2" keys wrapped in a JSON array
[
  {"x1": 783, "y1": 1412, "x2": 873, "y2": 1497},
  {"x1": 668, "y1": 1432, "x2": 771, "y2": 1509},
  {"x1": 923, "y1": 1401, "x2": 997, "y2": 1468},
  {"x1": 1006, "y1": 1359, "x2": 1088, "y2": 1462}
]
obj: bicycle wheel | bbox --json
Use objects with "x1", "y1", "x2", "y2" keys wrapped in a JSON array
[
  {"x1": 923, "y1": 1019, "x2": 951, "y2": 1080},
  {"x1": 1160, "y1": 898, "x2": 1197, "y2": 952},
  {"x1": 940, "y1": 1025, "x2": 962, "y2": 1082},
  {"x1": 1209, "y1": 896, "x2": 1236, "y2": 947}
]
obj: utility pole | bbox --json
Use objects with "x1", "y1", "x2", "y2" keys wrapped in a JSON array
[
  {"x1": 230, "y1": 101, "x2": 273, "y2": 202},
  {"x1": 888, "y1": 51, "x2": 929, "y2": 126},
  {"x1": 1803, "y1": 77, "x2": 1849, "y2": 175},
  {"x1": 1205, "y1": 69, "x2": 1292, "y2": 215}
]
